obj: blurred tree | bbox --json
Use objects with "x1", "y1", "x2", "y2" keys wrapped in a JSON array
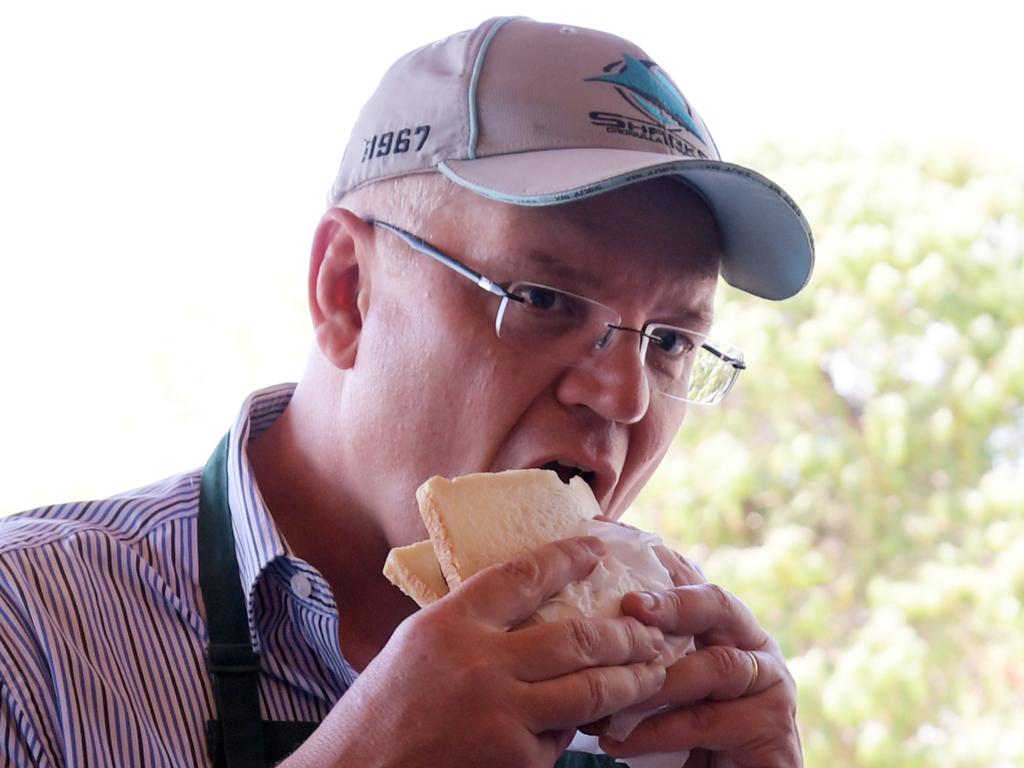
[{"x1": 626, "y1": 145, "x2": 1024, "y2": 767}]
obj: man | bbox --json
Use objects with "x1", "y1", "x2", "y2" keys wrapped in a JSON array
[{"x1": 0, "y1": 17, "x2": 811, "y2": 767}]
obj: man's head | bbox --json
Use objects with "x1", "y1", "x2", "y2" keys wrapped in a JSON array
[
  {"x1": 301, "y1": 17, "x2": 813, "y2": 545},
  {"x1": 311, "y1": 176, "x2": 720, "y2": 542}
]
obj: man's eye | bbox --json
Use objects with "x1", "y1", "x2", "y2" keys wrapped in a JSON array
[
  {"x1": 523, "y1": 286, "x2": 559, "y2": 310},
  {"x1": 653, "y1": 330, "x2": 695, "y2": 356}
]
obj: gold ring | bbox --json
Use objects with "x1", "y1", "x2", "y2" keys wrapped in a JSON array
[{"x1": 743, "y1": 650, "x2": 760, "y2": 696}]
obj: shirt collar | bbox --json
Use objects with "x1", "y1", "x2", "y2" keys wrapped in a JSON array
[{"x1": 223, "y1": 382, "x2": 299, "y2": 652}]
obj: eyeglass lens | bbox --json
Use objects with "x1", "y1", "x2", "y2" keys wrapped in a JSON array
[{"x1": 497, "y1": 282, "x2": 741, "y2": 404}]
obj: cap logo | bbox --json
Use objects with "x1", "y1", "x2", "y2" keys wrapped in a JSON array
[{"x1": 585, "y1": 54, "x2": 710, "y2": 155}]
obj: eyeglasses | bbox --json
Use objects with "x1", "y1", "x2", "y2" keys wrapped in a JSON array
[{"x1": 369, "y1": 219, "x2": 746, "y2": 405}]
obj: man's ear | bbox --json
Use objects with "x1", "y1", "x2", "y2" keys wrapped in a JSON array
[{"x1": 308, "y1": 208, "x2": 374, "y2": 370}]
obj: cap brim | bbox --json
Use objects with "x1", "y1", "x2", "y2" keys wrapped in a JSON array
[{"x1": 440, "y1": 149, "x2": 814, "y2": 301}]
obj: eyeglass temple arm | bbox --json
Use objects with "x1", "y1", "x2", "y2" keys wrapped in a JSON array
[
  {"x1": 702, "y1": 342, "x2": 747, "y2": 370},
  {"x1": 368, "y1": 220, "x2": 516, "y2": 300}
]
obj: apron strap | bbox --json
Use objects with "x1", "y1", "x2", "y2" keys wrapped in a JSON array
[
  {"x1": 556, "y1": 753, "x2": 624, "y2": 767},
  {"x1": 199, "y1": 433, "x2": 269, "y2": 767}
]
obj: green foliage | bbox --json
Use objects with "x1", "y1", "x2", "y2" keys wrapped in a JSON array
[{"x1": 627, "y1": 145, "x2": 1024, "y2": 766}]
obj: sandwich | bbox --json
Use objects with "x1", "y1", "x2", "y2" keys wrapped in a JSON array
[
  {"x1": 384, "y1": 469, "x2": 600, "y2": 605},
  {"x1": 384, "y1": 469, "x2": 684, "y2": 624},
  {"x1": 383, "y1": 468, "x2": 693, "y2": 755}
]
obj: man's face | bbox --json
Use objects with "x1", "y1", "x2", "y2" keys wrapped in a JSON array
[{"x1": 342, "y1": 177, "x2": 721, "y2": 545}]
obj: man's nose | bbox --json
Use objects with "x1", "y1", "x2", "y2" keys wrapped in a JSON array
[{"x1": 554, "y1": 328, "x2": 651, "y2": 424}]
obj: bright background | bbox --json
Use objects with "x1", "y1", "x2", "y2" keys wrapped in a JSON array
[
  {"x1": 2, "y1": 2, "x2": 1023, "y2": 766},
  {"x1": 2, "y1": 0, "x2": 1021, "y2": 509}
]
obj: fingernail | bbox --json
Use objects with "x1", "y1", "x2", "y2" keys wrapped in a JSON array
[
  {"x1": 580, "y1": 536, "x2": 606, "y2": 556},
  {"x1": 637, "y1": 591, "x2": 659, "y2": 609}
]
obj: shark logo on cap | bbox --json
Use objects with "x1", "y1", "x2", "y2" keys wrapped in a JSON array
[{"x1": 586, "y1": 54, "x2": 708, "y2": 146}]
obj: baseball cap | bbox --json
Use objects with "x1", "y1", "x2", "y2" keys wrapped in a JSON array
[{"x1": 330, "y1": 16, "x2": 814, "y2": 301}]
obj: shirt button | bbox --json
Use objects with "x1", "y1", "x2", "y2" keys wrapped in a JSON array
[{"x1": 290, "y1": 572, "x2": 313, "y2": 599}]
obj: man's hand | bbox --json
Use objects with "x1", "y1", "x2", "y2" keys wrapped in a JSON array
[
  {"x1": 285, "y1": 537, "x2": 668, "y2": 768},
  {"x1": 599, "y1": 547, "x2": 803, "y2": 768}
]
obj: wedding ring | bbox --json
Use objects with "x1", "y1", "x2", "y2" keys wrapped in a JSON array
[{"x1": 743, "y1": 650, "x2": 760, "y2": 696}]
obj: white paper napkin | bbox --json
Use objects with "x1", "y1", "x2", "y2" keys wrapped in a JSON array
[{"x1": 538, "y1": 519, "x2": 693, "y2": 767}]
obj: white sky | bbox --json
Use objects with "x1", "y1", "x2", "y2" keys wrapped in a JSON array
[{"x1": 1, "y1": 0, "x2": 1022, "y2": 512}]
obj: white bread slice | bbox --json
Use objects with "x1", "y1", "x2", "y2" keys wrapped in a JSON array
[
  {"x1": 416, "y1": 469, "x2": 600, "y2": 589},
  {"x1": 383, "y1": 540, "x2": 449, "y2": 607}
]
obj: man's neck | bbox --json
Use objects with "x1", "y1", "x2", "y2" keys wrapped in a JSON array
[{"x1": 246, "y1": 380, "x2": 417, "y2": 671}]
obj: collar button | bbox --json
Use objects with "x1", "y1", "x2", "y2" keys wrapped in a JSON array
[{"x1": 290, "y1": 572, "x2": 313, "y2": 599}]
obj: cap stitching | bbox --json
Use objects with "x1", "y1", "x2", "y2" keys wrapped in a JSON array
[{"x1": 466, "y1": 17, "x2": 523, "y2": 160}]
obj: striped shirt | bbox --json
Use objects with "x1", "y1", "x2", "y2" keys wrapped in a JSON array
[{"x1": 0, "y1": 383, "x2": 357, "y2": 766}]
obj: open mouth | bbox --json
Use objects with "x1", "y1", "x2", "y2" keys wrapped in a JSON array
[{"x1": 542, "y1": 460, "x2": 597, "y2": 489}]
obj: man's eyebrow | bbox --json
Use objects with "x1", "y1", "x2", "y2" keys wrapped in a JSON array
[
  {"x1": 518, "y1": 248, "x2": 716, "y2": 329},
  {"x1": 663, "y1": 306, "x2": 715, "y2": 332},
  {"x1": 518, "y1": 250, "x2": 603, "y2": 290}
]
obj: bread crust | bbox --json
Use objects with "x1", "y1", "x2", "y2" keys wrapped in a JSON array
[
  {"x1": 385, "y1": 469, "x2": 601, "y2": 603},
  {"x1": 382, "y1": 540, "x2": 449, "y2": 607},
  {"x1": 417, "y1": 469, "x2": 600, "y2": 588}
]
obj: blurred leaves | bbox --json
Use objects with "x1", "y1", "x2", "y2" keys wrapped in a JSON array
[{"x1": 627, "y1": 144, "x2": 1024, "y2": 766}]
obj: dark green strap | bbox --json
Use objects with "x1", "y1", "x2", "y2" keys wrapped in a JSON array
[
  {"x1": 199, "y1": 434, "x2": 269, "y2": 767},
  {"x1": 556, "y1": 751, "x2": 625, "y2": 766},
  {"x1": 199, "y1": 433, "x2": 625, "y2": 767}
]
